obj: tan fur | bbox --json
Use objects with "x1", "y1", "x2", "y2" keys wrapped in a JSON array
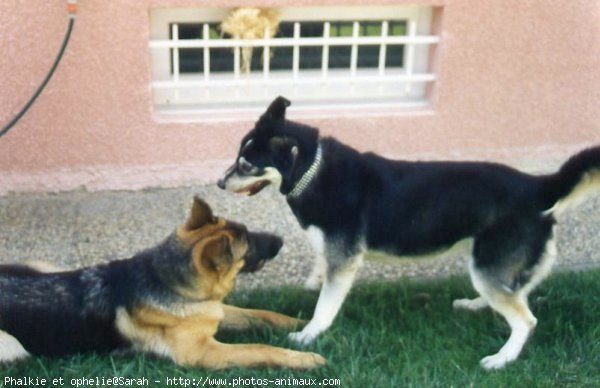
[
  {"x1": 466, "y1": 256, "x2": 544, "y2": 369},
  {"x1": 546, "y1": 168, "x2": 600, "y2": 216},
  {"x1": 176, "y1": 218, "x2": 226, "y2": 246},
  {"x1": 115, "y1": 308, "x2": 174, "y2": 358},
  {"x1": 190, "y1": 340, "x2": 325, "y2": 369},
  {"x1": 220, "y1": 8, "x2": 280, "y2": 73},
  {"x1": 174, "y1": 231, "x2": 246, "y2": 302},
  {"x1": 23, "y1": 260, "x2": 66, "y2": 273},
  {"x1": 122, "y1": 303, "x2": 321, "y2": 368}
]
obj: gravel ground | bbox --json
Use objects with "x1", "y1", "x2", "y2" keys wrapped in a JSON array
[{"x1": 1, "y1": 177, "x2": 599, "y2": 290}]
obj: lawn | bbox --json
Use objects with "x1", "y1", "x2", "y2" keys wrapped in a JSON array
[{"x1": 2, "y1": 269, "x2": 599, "y2": 388}]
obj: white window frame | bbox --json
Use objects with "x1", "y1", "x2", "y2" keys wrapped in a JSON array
[{"x1": 149, "y1": 6, "x2": 439, "y2": 117}]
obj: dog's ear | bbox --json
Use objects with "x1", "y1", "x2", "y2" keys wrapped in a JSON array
[
  {"x1": 198, "y1": 235, "x2": 233, "y2": 273},
  {"x1": 263, "y1": 96, "x2": 291, "y2": 122},
  {"x1": 186, "y1": 196, "x2": 216, "y2": 230},
  {"x1": 269, "y1": 136, "x2": 299, "y2": 170},
  {"x1": 269, "y1": 137, "x2": 299, "y2": 189}
]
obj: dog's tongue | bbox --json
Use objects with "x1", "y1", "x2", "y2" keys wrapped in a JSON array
[{"x1": 236, "y1": 180, "x2": 270, "y2": 196}]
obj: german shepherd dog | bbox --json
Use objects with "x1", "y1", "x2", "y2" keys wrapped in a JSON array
[
  {"x1": 218, "y1": 96, "x2": 600, "y2": 369},
  {"x1": 0, "y1": 197, "x2": 325, "y2": 369}
]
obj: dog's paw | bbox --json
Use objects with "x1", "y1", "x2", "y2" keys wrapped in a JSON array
[
  {"x1": 452, "y1": 298, "x2": 474, "y2": 310},
  {"x1": 288, "y1": 330, "x2": 318, "y2": 346},
  {"x1": 293, "y1": 352, "x2": 327, "y2": 369},
  {"x1": 452, "y1": 297, "x2": 487, "y2": 311},
  {"x1": 303, "y1": 275, "x2": 323, "y2": 290},
  {"x1": 309, "y1": 352, "x2": 327, "y2": 367},
  {"x1": 480, "y1": 352, "x2": 511, "y2": 370}
]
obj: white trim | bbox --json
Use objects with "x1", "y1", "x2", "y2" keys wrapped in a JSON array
[
  {"x1": 203, "y1": 24, "x2": 210, "y2": 82},
  {"x1": 150, "y1": 35, "x2": 440, "y2": 49},
  {"x1": 154, "y1": 100, "x2": 433, "y2": 123},
  {"x1": 152, "y1": 73, "x2": 436, "y2": 89}
]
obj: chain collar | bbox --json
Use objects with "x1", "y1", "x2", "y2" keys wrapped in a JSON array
[{"x1": 287, "y1": 144, "x2": 322, "y2": 199}]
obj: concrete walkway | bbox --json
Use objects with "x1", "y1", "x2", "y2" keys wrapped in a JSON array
[{"x1": 1, "y1": 179, "x2": 599, "y2": 290}]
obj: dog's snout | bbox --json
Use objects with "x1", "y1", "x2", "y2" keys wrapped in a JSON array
[
  {"x1": 241, "y1": 232, "x2": 283, "y2": 273},
  {"x1": 218, "y1": 162, "x2": 238, "y2": 190},
  {"x1": 255, "y1": 233, "x2": 283, "y2": 260}
]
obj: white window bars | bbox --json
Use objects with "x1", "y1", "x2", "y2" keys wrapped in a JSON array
[{"x1": 149, "y1": 7, "x2": 439, "y2": 112}]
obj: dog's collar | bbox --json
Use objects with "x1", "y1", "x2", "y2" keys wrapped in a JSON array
[{"x1": 287, "y1": 144, "x2": 322, "y2": 199}]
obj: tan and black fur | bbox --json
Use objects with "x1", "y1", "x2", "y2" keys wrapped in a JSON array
[{"x1": 0, "y1": 197, "x2": 325, "y2": 369}]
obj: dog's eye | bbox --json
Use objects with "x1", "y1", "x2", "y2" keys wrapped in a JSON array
[{"x1": 239, "y1": 159, "x2": 254, "y2": 174}]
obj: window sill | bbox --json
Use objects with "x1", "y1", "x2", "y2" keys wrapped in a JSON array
[{"x1": 152, "y1": 100, "x2": 436, "y2": 123}]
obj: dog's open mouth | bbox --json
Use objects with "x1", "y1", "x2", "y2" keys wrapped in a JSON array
[{"x1": 234, "y1": 180, "x2": 270, "y2": 196}]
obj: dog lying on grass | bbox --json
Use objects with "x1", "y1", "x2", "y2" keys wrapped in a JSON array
[{"x1": 0, "y1": 196, "x2": 325, "y2": 369}]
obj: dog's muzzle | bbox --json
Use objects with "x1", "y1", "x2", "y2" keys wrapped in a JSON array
[
  {"x1": 217, "y1": 163, "x2": 273, "y2": 196},
  {"x1": 241, "y1": 232, "x2": 283, "y2": 273},
  {"x1": 217, "y1": 163, "x2": 236, "y2": 190}
]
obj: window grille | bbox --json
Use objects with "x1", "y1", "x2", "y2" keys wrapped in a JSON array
[{"x1": 149, "y1": 6, "x2": 439, "y2": 114}]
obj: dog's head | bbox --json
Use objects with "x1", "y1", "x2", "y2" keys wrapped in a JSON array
[
  {"x1": 217, "y1": 96, "x2": 319, "y2": 196},
  {"x1": 175, "y1": 197, "x2": 283, "y2": 299}
]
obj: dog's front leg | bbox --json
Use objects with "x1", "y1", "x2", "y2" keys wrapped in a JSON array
[
  {"x1": 165, "y1": 315, "x2": 323, "y2": 369},
  {"x1": 304, "y1": 226, "x2": 327, "y2": 290},
  {"x1": 220, "y1": 305, "x2": 306, "y2": 330},
  {"x1": 289, "y1": 253, "x2": 363, "y2": 345},
  {"x1": 304, "y1": 253, "x2": 326, "y2": 290},
  {"x1": 187, "y1": 339, "x2": 326, "y2": 369}
]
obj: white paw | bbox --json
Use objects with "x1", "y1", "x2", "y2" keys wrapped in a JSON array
[
  {"x1": 0, "y1": 332, "x2": 30, "y2": 363},
  {"x1": 453, "y1": 298, "x2": 475, "y2": 310},
  {"x1": 452, "y1": 298, "x2": 487, "y2": 311},
  {"x1": 304, "y1": 275, "x2": 323, "y2": 290},
  {"x1": 288, "y1": 329, "x2": 319, "y2": 346},
  {"x1": 480, "y1": 352, "x2": 512, "y2": 370}
]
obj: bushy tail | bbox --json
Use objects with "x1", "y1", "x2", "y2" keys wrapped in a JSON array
[{"x1": 540, "y1": 146, "x2": 600, "y2": 215}]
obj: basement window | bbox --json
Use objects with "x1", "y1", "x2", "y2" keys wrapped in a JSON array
[{"x1": 149, "y1": 6, "x2": 439, "y2": 116}]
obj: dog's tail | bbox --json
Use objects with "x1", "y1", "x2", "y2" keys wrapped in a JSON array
[{"x1": 539, "y1": 146, "x2": 600, "y2": 216}]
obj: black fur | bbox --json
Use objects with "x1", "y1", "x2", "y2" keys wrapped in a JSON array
[
  {"x1": 0, "y1": 262, "x2": 127, "y2": 356},
  {"x1": 0, "y1": 238, "x2": 201, "y2": 356}
]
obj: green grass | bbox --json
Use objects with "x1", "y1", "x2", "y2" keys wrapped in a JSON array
[{"x1": 2, "y1": 269, "x2": 599, "y2": 387}]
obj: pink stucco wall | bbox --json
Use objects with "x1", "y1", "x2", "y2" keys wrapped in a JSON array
[{"x1": 0, "y1": 0, "x2": 598, "y2": 194}]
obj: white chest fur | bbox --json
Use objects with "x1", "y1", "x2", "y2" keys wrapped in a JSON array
[{"x1": 305, "y1": 226, "x2": 325, "y2": 255}]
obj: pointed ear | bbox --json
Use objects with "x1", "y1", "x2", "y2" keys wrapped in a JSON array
[
  {"x1": 199, "y1": 235, "x2": 233, "y2": 272},
  {"x1": 264, "y1": 96, "x2": 291, "y2": 121},
  {"x1": 186, "y1": 196, "x2": 216, "y2": 230}
]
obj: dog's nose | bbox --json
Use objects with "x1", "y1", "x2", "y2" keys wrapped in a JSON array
[
  {"x1": 217, "y1": 178, "x2": 226, "y2": 190},
  {"x1": 242, "y1": 232, "x2": 283, "y2": 273}
]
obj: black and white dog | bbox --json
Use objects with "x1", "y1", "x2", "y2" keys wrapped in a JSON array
[{"x1": 218, "y1": 96, "x2": 600, "y2": 369}]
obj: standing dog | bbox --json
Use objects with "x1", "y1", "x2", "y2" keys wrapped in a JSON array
[
  {"x1": 218, "y1": 96, "x2": 600, "y2": 369},
  {"x1": 0, "y1": 196, "x2": 325, "y2": 369}
]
